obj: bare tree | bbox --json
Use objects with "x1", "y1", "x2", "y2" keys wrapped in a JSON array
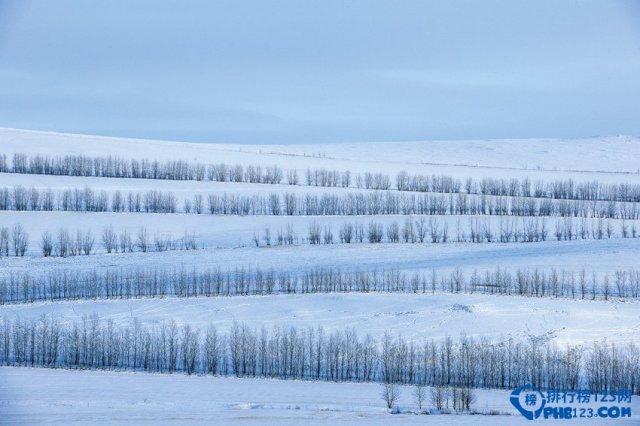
[
  {"x1": 460, "y1": 387, "x2": 476, "y2": 411},
  {"x1": 323, "y1": 226, "x2": 334, "y2": 244},
  {"x1": 136, "y1": 227, "x2": 149, "y2": 252},
  {"x1": 54, "y1": 228, "x2": 70, "y2": 257},
  {"x1": 430, "y1": 386, "x2": 446, "y2": 411},
  {"x1": 339, "y1": 223, "x2": 354, "y2": 243},
  {"x1": 262, "y1": 227, "x2": 272, "y2": 247},
  {"x1": 368, "y1": 222, "x2": 383, "y2": 243},
  {"x1": 381, "y1": 383, "x2": 401, "y2": 409},
  {"x1": 308, "y1": 222, "x2": 321, "y2": 245},
  {"x1": 102, "y1": 226, "x2": 117, "y2": 253},
  {"x1": 154, "y1": 232, "x2": 170, "y2": 252},
  {"x1": 183, "y1": 198, "x2": 192, "y2": 213},
  {"x1": 119, "y1": 230, "x2": 133, "y2": 252},
  {"x1": 415, "y1": 217, "x2": 427, "y2": 243},
  {"x1": 402, "y1": 216, "x2": 415, "y2": 243},
  {"x1": 11, "y1": 224, "x2": 28, "y2": 256},
  {"x1": 111, "y1": 190, "x2": 123, "y2": 212},
  {"x1": 287, "y1": 169, "x2": 299, "y2": 185},
  {"x1": 413, "y1": 384, "x2": 427, "y2": 411},
  {"x1": 0, "y1": 227, "x2": 9, "y2": 256},
  {"x1": 41, "y1": 231, "x2": 53, "y2": 256},
  {"x1": 183, "y1": 230, "x2": 198, "y2": 250},
  {"x1": 429, "y1": 218, "x2": 441, "y2": 243},
  {"x1": 386, "y1": 222, "x2": 400, "y2": 243},
  {"x1": 81, "y1": 230, "x2": 95, "y2": 255},
  {"x1": 193, "y1": 194, "x2": 203, "y2": 214}
]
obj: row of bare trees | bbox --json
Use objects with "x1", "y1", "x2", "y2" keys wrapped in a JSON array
[
  {"x1": 3, "y1": 186, "x2": 640, "y2": 219},
  {"x1": 0, "y1": 186, "x2": 180, "y2": 213},
  {"x1": 6, "y1": 152, "x2": 640, "y2": 202},
  {"x1": 0, "y1": 225, "x2": 200, "y2": 258},
  {"x1": 305, "y1": 169, "x2": 391, "y2": 190},
  {"x1": 6, "y1": 217, "x2": 635, "y2": 258},
  {"x1": 382, "y1": 383, "x2": 475, "y2": 413},
  {"x1": 0, "y1": 316, "x2": 637, "y2": 394},
  {"x1": 4, "y1": 153, "x2": 385, "y2": 190},
  {"x1": 6, "y1": 153, "x2": 285, "y2": 184},
  {"x1": 2, "y1": 265, "x2": 638, "y2": 305},
  {"x1": 397, "y1": 171, "x2": 640, "y2": 202},
  {"x1": 180, "y1": 191, "x2": 640, "y2": 219},
  {"x1": 252, "y1": 217, "x2": 635, "y2": 247},
  {"x1": 40, "y1": 229, "x2": 94, "y2": 257},
  {"x1": 0, "y1": 225, "x2": 28, "y2": 256},
  {"x1": 100, "y1": 226, "x2": 198, "y2": 255}
]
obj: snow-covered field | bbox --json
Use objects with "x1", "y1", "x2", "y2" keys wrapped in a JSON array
[
  {"x1": 3, "y1": 127, "x2": 640, "y2": 181},
  {"x1": 1, "y1": 128, "x2": 639, "y2": 424},
  {"x1": 2, "y1": 238, "x2": 639, "y2": 281},
  {"x1": 1, "y1": 210, "x2": 638, "y2": 257},
  {"x1": 5, "y1": 292, "x2": 639, "y2": 346},
  {"x1": 1, "y1": 367, "x2": 638, "y2": 425},
  {"x1": 3, "y1": 367, "x2": 637, "y2": 425}
]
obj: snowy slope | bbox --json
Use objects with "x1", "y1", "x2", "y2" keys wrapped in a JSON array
[
  {"x1": 1, "y1": 367, "x2": 637, "y2": 425},
  {"x1": 1, "y1": 210, "x2": 637, "y2": 256},
  {"x1": 4, "y1": 292, "x2": 639, "y2": 346},
  {"x1": 2, "y1": 127, "x2": 640, "y2": 182},
  {"x1": 1, "y1": 128, "x2": 639, "y2": 424},
  {"x1": 1, "y1": 237, "x2": 639, "y2": 280}
]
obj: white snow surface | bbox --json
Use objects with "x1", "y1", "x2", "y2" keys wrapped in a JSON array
[
  {"x1": 1, "y1": 237, "x2": 639, "y2": 280},
  {"x1": 1, "y1": 209, "x2": 638, "y2": 257},
  {"x1": 1, "y1": 367, "x2": 637, "y2": 425},
  {"x1": 1, "y1": 128, "x2": 640, "y2": 424},
  {"x1": 2, "y1": 127, "x2": 640, "y2": 182},
  {"x1": 4, "y1": 292, "x2": 639, "y2": 346}
]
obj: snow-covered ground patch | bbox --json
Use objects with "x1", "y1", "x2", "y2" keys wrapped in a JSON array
[
  {"x1": 2, "y1": 128, "x2": 640, "y2": 179},
  {"x1": 1, "y1": 210, "x2": 637, "y2": 256},
  {"x1": 3, "y1": 292, "x2": 638, "y2": 346},
  {"x1": 1, "y1": 367, "x2": 637, "y2": 425},
  {"x1": 1, "y1": 237, "x2": 638, "y2": 279},
  {"x1": 1, "y1": 128, "x2": 639, "y2": 423}
]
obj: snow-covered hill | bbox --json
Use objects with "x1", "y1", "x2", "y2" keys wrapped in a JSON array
[
  {"x1": 1, "y1": 128, "x2": 638, "y2": 424},
  {"x1": 2, "y1": 127, "x2": 640, "y2": 181}
]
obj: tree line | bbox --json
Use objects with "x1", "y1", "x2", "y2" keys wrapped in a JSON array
[
  {"x1": 3, "y1": 215, "x2": 633, "y2": 259},
  {"x1": 2, "y1": 185, "x2": 640, "y2": 219},
  {"x1": 41, "y1": 226, "x2": 198, "y2": 257},
  {"x1": 253, "y1": 216, "x2": 635, "y2": 247},
  {"x1": 0, "y1": 225, "x2": 28, "y2": 256},
  {"x1": 0, "y1": 225, "x2": 199, "y2": 258},
  {"x1": 2, "y1": 265, "x2": 638, "y2": 305},
  {"x1": 0, "y1": 316, "x2": 637, "y2": 394},
  {"x1": 4, "y1": 153, "x2": 284, "y2": 184},
  {"x1": 397, "y1": 171, "x2": 640, "y2": 203},
  {"x1": 4, "y1": 152, "x2": 640, "y2": 202}
]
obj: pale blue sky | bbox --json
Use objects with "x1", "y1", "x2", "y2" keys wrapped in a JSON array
[{"x1": 1, "y1": 0, "x2": 639, "y2": 143}]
